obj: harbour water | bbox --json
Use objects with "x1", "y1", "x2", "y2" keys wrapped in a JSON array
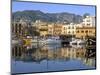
[{"x1": 11, "y1": 43, "x2": 96, "y2": 74}]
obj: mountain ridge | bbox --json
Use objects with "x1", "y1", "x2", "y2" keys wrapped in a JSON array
[{"x1": 12, "y1": 10, "x2": 83, "y2": 24}]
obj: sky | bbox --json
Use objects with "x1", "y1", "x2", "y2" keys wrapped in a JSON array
[{"x1": 12, "y1": 1, "x2": 96, "y2": 16}]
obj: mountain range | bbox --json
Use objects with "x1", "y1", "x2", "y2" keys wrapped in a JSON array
[{"x1": 12, "y1": 10, "x2": 83, "y2": 24}]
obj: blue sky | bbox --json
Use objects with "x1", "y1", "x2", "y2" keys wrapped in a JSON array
[{"x1": 12, "y1": 1, "x2": 96, "y2": 16}]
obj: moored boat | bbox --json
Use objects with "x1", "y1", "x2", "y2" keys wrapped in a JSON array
[{"x1": 70, "y1": 39, "x2": 86, "y2": 45}]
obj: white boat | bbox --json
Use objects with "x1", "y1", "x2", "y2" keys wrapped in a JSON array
[
  {"x1": 31, "y1": 36, "x2": 61, "y2": 45},
  {"x1": 38, "y1": 36, "x2": 61, "y2": 45},
  {"x1": 70, "y1": 39, "x2": 86, "y2": 45},
  {"x1": 70, "y1": 39, "x2": 77, "y2": 45}
]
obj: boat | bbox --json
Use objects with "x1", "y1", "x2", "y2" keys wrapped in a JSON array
[
  {"x1": 70, "y1": 39, "x2": 86, "y2": 45},
  {"x1": 70, "y1": 40, "x2": 77, "y2": 45},
  {"x1": 38, "y1": 36, "x2": 61, "y2": 45}
]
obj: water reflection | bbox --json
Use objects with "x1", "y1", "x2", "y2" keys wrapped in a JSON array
[{"x1": 11, "y1": 43, "x2": 96, "y2": 74}]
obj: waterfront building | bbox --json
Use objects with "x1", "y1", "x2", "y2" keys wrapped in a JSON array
[
  {"x1": 66, "y1": 23, "x2": 76, "y2": 36},
  {"x1": 82, "y1": 16, "x2": 95, "y2": 27},
  {"x1": 37, "y1": 21, "x2": 48, "y2": 36},
  {"x1": 12, "y1": 19, "x2": 29, "y2": 39},
  {"x1": 48, "y1": 24, "x2": 54, "y2": 36},
  {"x1": 61, "y1": 25, "x2": 67, "y2": 35},
  {"x1": 76, "y1": 26, "x2": 95, "y2": 39},
  {"x1": 53, "y1": 24, "x2": 62, "y2": 36}
]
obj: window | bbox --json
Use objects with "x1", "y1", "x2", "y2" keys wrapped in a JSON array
[
  {"x1": 87, "y1": 24, "x2": 90, "y2": 26},
  {"x1": 87, "y1": 20, "x2": 90, "y2": 22},
  {"x1": 64, "y1": 31, "x2": 66, "y2": 34},
  {"x1": 72, "y1": 26, "x2": 74, "y2": 29},
  {"x1": 15, "y1": 24, "x2": 18, "y2": 33},
  {"x1": 82, "y1": 23, "x2": 85, "y2": 25},
  {"x1": 19, "y1": 24, "x2": 21, "y2": 33},
  {"x1": 68, "y1": 31, "x2": 70, "y2": 33},
  {"x1": 81, "y1": 30, "x2": 84, "y2": 33},
  {"x1": 85, "y1": 30, "x2": 88, "y2": 33},
  {"x1": 15, "y1": 24, "x2": 17, "y2": 26},
  {"x1": 77, "y1": 30, "x2": 79, "y2": 33},
  {"x1": 72, "y1": 31, "x2": 74, "y2": 34},
  {"x1": 89, "y1": 31, "x2": 92, "y2": 33},
  {"x1": 68, "y1": 27, "x2": 70, "y2": 29},
  {"x1": 64, "y1": 27, "x2": 66, "y2": 30}
]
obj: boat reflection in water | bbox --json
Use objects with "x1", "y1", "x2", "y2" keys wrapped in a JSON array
[{"x1": 11, "y1": 43, "x2": 96, "y2": 74}]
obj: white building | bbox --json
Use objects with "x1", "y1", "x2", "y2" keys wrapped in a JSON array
[
  {"x1": 66, "y1": 23, "x2": 77, "y2": 36},
  {"x1": 82, "y1": 16, "x2": 95, "y2": 27}
]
